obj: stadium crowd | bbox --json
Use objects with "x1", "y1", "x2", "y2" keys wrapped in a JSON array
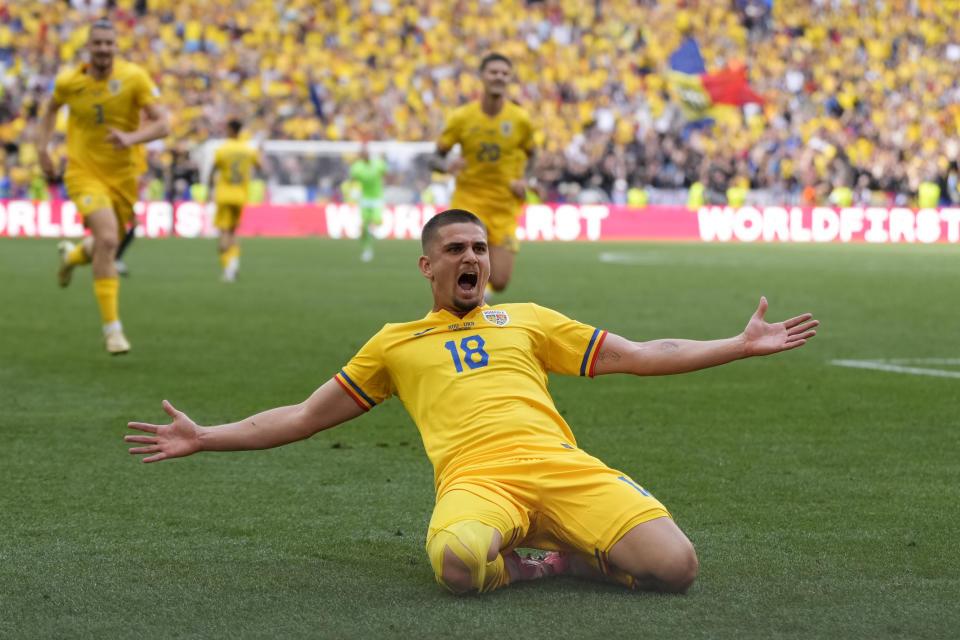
[{"x1": 3, "y1": 0, "x2": 960, "y2": 206}]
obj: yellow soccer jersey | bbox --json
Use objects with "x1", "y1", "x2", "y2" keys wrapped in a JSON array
[
  {"x1": 334, "y1": 303, "x2": 607, "y2": 487},
  {"x1": 213, "y1": 139, "x2": 259, "y2": 205},
  {"x1": 438, "y1": 101, "x2": 535, "y2": 218},
  {"x1": 52, "y1": 60, "x2": 159, "y2": 187}
]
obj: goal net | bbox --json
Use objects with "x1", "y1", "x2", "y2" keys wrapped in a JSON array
[{"x1": 194, "y1": 140, "x2": 446, "y2": 205}]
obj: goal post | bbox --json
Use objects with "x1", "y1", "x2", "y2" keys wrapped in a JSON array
[{"x1": 195, "y1": 139, "x2": 445, "y2": 204}]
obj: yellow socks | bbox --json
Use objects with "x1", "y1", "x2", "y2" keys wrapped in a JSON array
[
  {"x1": 68, "y1": 243, "x2": 90, "y2": 266},
  {"x1": 220, "y1": 246, "x2": 240, "y2": 268},
  {"x1": 221, "y1": 246, "x2": 240, "y2": 281},
  {"x1": 93, "y1": 277, "x2": 119, "y2": 325}
]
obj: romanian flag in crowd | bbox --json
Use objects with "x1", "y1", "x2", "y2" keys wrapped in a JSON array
[{"x1": 667, "y1": 36, "x2": 763, "y2": 121}]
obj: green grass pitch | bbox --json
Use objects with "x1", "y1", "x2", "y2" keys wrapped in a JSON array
[{"x1": 1, "y1": 236, "x2": 958, "y2": 639}]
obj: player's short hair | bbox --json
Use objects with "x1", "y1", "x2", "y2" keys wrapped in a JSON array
[
  {"x1": 479, "y1": 52, "x2": 512, "y2": 71},
  {"x1": 227, "y1": 119, "x2": 243, "y2": 135},
  {"x1": 90, "y1": 18, "x2": 115, "y2": 33},
  {"x1": 421, "y1": 209, "x2": 487, "y2": 253}
]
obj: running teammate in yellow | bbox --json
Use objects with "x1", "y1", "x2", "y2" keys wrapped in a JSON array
[
  {"x1": 429, "y1": 53, "x2": 536, "y2": 299},
  {"x1": 207, "y1": 119, "x2": 262, "y2": 282},
  {"x1": 37, "y1": 19, "x2": 170, "y2": 355},
  {"x1": 125, "y1": 209, "x2": 819, "y2": 595}
]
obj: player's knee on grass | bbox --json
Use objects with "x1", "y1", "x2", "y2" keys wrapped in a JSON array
[
  {"x1": 653, "y1": 542, "x2": 698, "y2": 593},
  {"x1": 610, "y1": 518, "x2": 699, "y2": 593},
  {"x1": 628, "y1": 540, "x2": 698, "y2": 593},
  {"x1": 426, "y1": 520, "x2": 504, "y2": 594}
]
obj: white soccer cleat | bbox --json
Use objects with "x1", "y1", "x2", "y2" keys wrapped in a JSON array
[
  {"x1": 115, "y1": 259, "x2": 129, "y2": 277},
  {"x1": 503, "y1": 550, "x2": 566, "y2": 582},
  {"x1": 104, "y1": 328, "x2": 131, "y2": 355},
  {"x1": 361, "y1": 248, "x2": 374, "y2": 262},
  {"x1": 222, "y1": 257, "x2": 239, "y2": 282},
  {"x1": 57, "y1": 240, "x2": 76, "y2": 288}
]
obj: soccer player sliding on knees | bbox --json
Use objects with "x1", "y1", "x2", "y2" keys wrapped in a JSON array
[{"x1": 127, "y1": 209, "x2": 818, "y2": 595}]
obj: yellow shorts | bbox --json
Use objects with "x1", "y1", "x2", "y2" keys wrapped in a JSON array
[
  {"x1": 450, "y1": 191, "x2": 521, "y2": 250},
  {"x1": 427, "y1": 445, "x2": 670, "y2": 565},
  {"x1": 65, "y1": 171, "x2": 136, "y2": 238},
  {"x1": 214, "y1": 203, "x2": 244, "y2": 230}
]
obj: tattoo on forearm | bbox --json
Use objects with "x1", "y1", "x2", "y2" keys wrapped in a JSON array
[
  {"x1": 598, "y1": 349, "x2": 621, "y2": 362},
  {"x1": 659, "y1": 341, "x2": 679, "y2": 352}
]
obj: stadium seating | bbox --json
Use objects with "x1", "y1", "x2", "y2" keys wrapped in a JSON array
[{"x1": 2, "y1": 0, "x2": 959, "y2": 205}]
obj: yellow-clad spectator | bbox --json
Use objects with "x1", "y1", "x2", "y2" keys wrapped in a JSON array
[
  {"x1": 688, "y1": 181, "x2": 706, "y2": 210},
  {"x1": 829, "y1": 185, "x2": 853, "y2": 207},
  {"x1": 918, "y1": 181, "x2": 941, "y2": 208},
  {"x1": 726, "y1": 178, "x2": 748, "y2": 207},
  {"x1": 627, "y1": 186, "x2": 649, "y2": 208},
  {"x1": 6, "y1": 0, "x2": 960, "y2": 205}
]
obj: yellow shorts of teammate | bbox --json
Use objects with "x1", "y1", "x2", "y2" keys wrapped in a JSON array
[
  {"x1": 426, "y1": 444, "x2": 670, "y2": 585},
  {"x1": 214, "y1": 203, "x2": 244, "y2": 231},
  {"x1": 450, "y1": 191, "x2": 522, "y2": 251},
  {"x1": 66, "y1": 171, "x2": 136, "y2": 241}
]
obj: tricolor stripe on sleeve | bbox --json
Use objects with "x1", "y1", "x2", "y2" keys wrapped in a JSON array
[
  {"x1": 579, "y1": 329, "x2": 608, "y2": 377},
  {"x1": 334, "y1": 369, "x2": 377, "y2": 411}
]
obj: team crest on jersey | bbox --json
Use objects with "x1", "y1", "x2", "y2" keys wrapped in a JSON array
[
  {"x1": 108, "y1": 79, "x2": 122, "y2": 95},
  {"x1": 482, "y1": 309, "x2": 510, "y2": 327},
  {"x1": 500, "y1": 120, "x2": 514, "y2": 137}
]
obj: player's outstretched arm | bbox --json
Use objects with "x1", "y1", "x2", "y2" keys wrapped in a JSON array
[
  {"x1": 125, "y1": 378, "x2": 365, "y2": 463},
  {"x1": 593, "y1": 297, "x2": 818, "y2": 377}
]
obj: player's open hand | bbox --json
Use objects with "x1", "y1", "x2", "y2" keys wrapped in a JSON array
[
  {"x1": 741, "y1": 297, "x2": 818, "y2": 356},
  {"x1": 105, "y1": 127, "x2": 134, "y2": 149},
  {"x1": 126, "y1": 400, "x2": 203, "y2": 463},
  {"x1": 446, "y1": 156, "x2": 467, "y2": 176},
  {"x1": 509, "y1": 179, "x2": 527, "y2": 200},
  {"x1": 38, "y1": 149, "x2": 59, "y2": 182}
]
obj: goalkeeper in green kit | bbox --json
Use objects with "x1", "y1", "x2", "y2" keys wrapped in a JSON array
[{"x1": 349, "y1": 143, "x2": 388, "y2": 262}]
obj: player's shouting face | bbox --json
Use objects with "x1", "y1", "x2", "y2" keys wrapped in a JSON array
[
  {"x1": 420, "y1": 221, "x2": 490, "y2": 316},
  {"x1": 481, "y1": 59, "x2": 512, "y2": 99},
  {"x1": 87, "y1": 26, "x2": 118, "y2": 75}
]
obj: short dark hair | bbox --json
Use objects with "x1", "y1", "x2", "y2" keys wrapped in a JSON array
[
  {"x1": 90, "y1": 18, "x2": 115, "y2": 32},
  {"x1": 227, "y1": 119, "x2": 243, "y2": 135},
  {"x1": 479, "y1": 52, "x2": 512, "y2": 71},
  {"x1": 421, "y1": 209, "x2": 487, "y2": 253}
]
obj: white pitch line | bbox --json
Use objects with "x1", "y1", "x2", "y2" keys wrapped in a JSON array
[
  {"x1": 598, "y1": 252, "x2": 666, "y2": 265},
  {"x1": 830, "y1": 359, "x2": 960, "y2": 379}
]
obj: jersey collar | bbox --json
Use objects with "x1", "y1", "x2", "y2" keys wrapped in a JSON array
[{"x1": 425, "y1": 304, "x2": 488, "y2": 323}]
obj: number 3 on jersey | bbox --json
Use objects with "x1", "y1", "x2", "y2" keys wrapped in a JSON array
[{"x1": 444, "y1": 335, "x2": 489, "y2": 372}]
